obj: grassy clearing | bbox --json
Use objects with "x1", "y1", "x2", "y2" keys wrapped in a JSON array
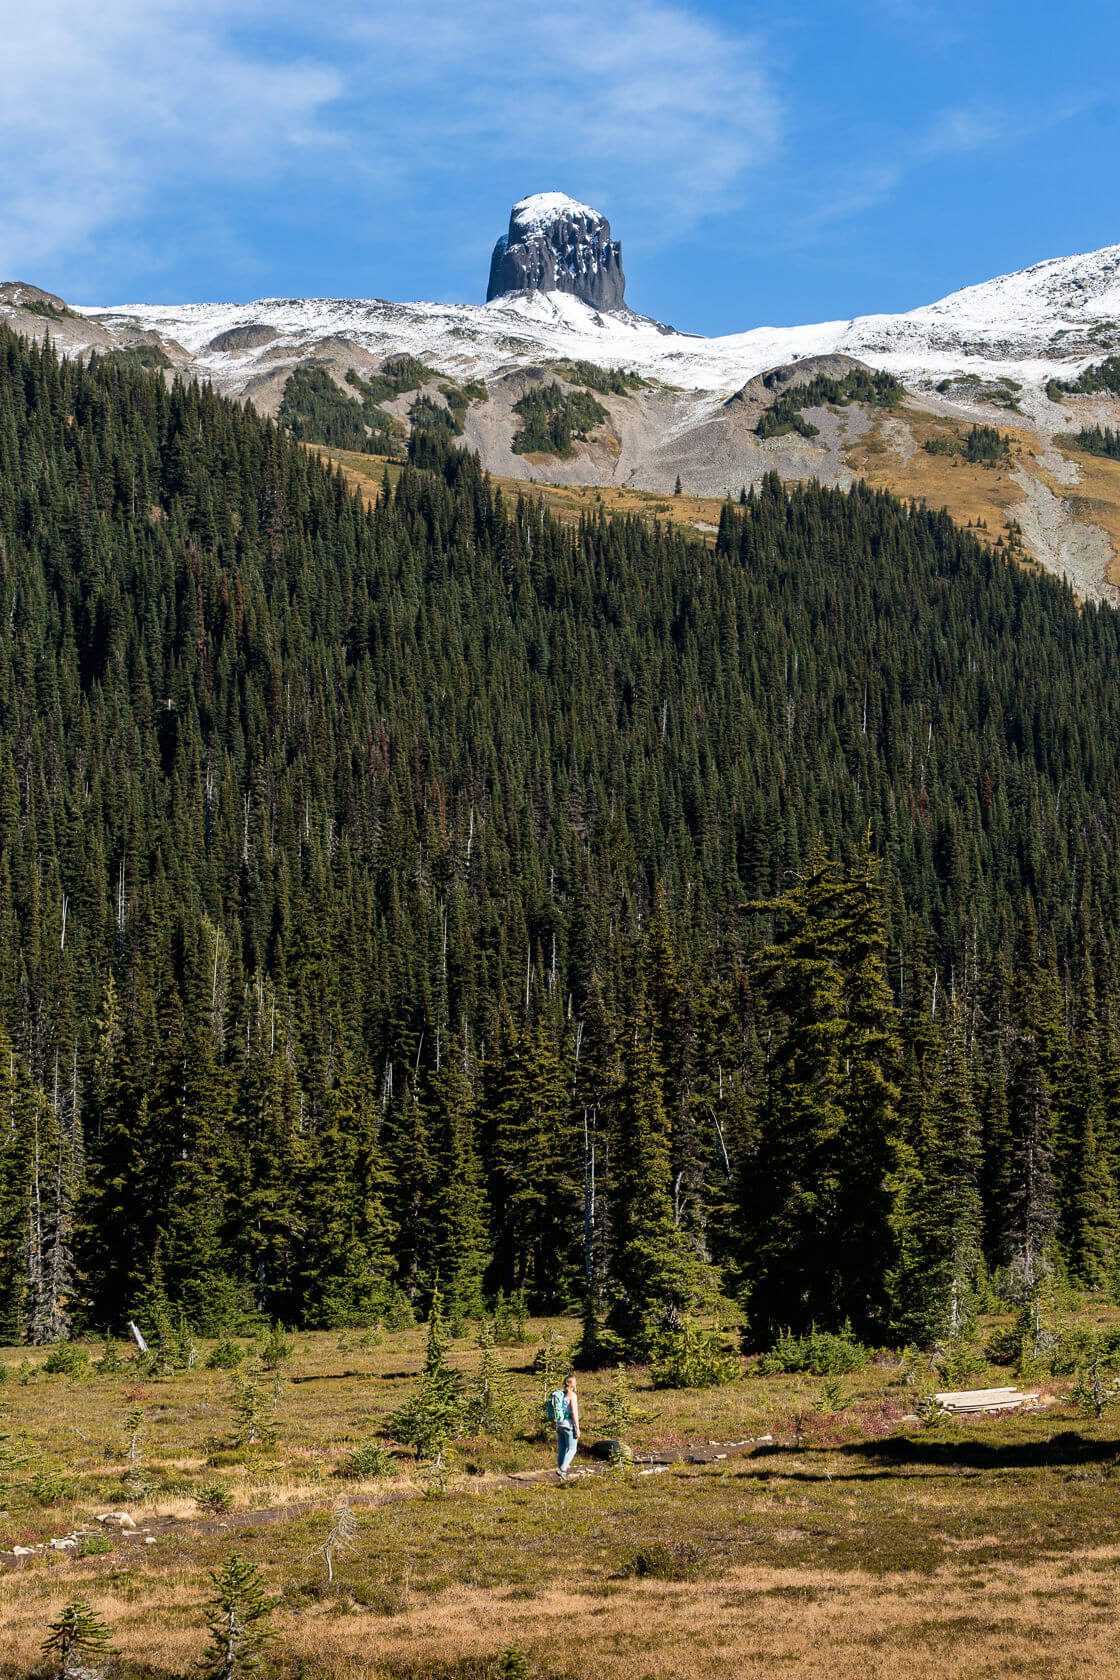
[
  {"x1": 306, "y1": 444, "x2": 734, "y2": 540},
  {"x1": 311, "y1": 405, "x2": 1120, "y2": 595},
  {"x1": 844, "y1": 409, "x2": 1031, "y2": 550},
  {"x1": 2, "y1": 1310, "x2": 1120, "y2": 1677},
  {"x1": 315, "y1": 424, "x2": 1037, "y2": 566}
]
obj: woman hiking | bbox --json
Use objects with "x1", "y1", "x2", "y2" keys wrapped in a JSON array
[{"x1": 554, "y1": 1373, "x2": 580, "y2": 1481}]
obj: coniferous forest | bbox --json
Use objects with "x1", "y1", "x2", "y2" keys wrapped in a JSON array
[{"x1": 3, "y1": 325, "x2": 1120, "y2": 1358}]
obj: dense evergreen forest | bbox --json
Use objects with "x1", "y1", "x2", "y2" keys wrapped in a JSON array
[{"x1": 2, "y1": 326, "x2": 1120, "y2": 1360}]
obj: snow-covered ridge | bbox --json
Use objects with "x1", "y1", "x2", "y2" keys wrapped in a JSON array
[{"x1": 71, "y1": 238, "x2": 1120, "y2": 399}]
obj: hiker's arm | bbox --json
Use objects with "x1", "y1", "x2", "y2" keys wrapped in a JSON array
[{"x1": 571, "y1": 1395, "x2": 580, "y2": 1438}]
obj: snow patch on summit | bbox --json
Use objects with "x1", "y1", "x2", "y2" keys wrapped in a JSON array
[{"x1": 510, "y1": 192, "x2": 600, "y2": 234}]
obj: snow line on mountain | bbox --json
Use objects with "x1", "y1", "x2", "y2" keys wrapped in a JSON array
[{"x1": 76, "y1": 237, "x2": 1120, "y2": 396}]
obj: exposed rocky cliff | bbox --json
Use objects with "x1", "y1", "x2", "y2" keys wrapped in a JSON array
[{"x1": 486, "y1": 192, "x2": 625, "y2": 311}]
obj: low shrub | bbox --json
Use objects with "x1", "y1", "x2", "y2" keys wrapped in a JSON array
[
  {"x1": 259, "y1": 1323, "x2": 294, "y2": 1372},
  {"x1": 492, "y1": 1290, "x2": 530, "y2": 1345},
  {"x1": 31, "y1": 1465, "x2": 74, "y2": 1505},
  {"x1": 43, "y1": 1343, "x2": 90, "y2": 1379},
  {"x1": 196, "y1": 1479, "x2": 235, "y2": 1514},
  {"x1": 755, "y1": 1325, "x2": 870, "y2": 1376},
  {"x1": 97, "y1": 1337, "x2": 122, "y2": 1375},
  {"x1": 205, "y1": 1337, "x2": 246, "y2": 1370},
  {"x1": 651, "y1": 1321, "x2": 739, "y2": 1389},
  {"x1": 384, "y1": 1292, "x2": 416, "y2": 1332},
  {"x1": 934, "y1": 1342, "x2": 986, "y2": 1387},
  {"x1": 628, "y1": 1541, "x2": 706, "y2": 1581},
  {"x1": 334, "y1": 1440, "x2": 397, "y2": 1480}
]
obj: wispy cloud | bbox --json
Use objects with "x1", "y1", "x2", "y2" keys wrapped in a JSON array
[
  {"x1": 346, "y1": 1, "x2": 780, "y2": 224},
  {"x1": 787, "y1": 99, "x2": 1078, "y2": 247},
  {"x1": 0, "y1": 1, "x2": 343, "y2": 283},
  {"x1": 862, "y1": 0, "x2": 967, "y2": 47},
  {"x1": 0, "y1": 0, "x2": 781, "y2": 289}
]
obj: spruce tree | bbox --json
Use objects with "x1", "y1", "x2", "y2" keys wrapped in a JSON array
[
  {"x1": 892, "y1": 1008, "x2": 982, "y2": 1344},
  {"x1": 1000, "y1": 1029, "x2": 1058, "y2": 1296},
  {"x1": 388, "y1": 1287, "x2": 464, "y2": 1457},
  {"x1": 467, "y1": 1319, "x2": 522, "y2": 1436},
  {"x1": 605, "y1": 998, "x2": 714, "y2": 1359},
  {"x1": 423, "y1": 1054, "x2": 487, "y2": 1317},
  {"x1": 488, "y1": 1011, "x2": 580, "y2": 1304},
  {"x1": 742, "y1": 842, "x2": 902, "y2": 1343},
  {"x1": 41, "y1": 1602, "x2": 112, "y2": 1680},
  {"x1": 201, "y1": 1553, "x2": 276, "y2": 1680}
]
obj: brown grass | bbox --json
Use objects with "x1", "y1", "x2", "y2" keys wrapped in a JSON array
[
  {"x1": 305, "y1": 443, "x2": 733, "y2": 542},
  {"x1": 844, "y1": 410, "x2": 1032, "y2": 550},
  {"x1": 3, "y1": 1311, "x2": 1120, "y2": 1676},
  {"x1": 308, "y1": 411, "x2": 1120, "y2": 602},
  {"x1": 4, "y1": 1463, "x2": 1120, "y2": 1678}
]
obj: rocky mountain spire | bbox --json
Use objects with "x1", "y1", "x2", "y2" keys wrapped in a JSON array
[{"x1": 486, "y1": 192, "x2": 626, "y2": 311}]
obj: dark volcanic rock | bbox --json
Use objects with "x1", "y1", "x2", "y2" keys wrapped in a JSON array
[{"x1": 486, "y1": 193, "x2": 625, "y2": 311}]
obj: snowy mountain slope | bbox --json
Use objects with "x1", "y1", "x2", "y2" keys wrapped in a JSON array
[{"x1": 66, "y1": 239, "x2": 1120, "y2": 399}]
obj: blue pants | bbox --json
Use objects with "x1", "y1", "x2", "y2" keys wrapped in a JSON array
[{"x1": 557, "y1": 1424, "x2": 577, "y2": 1473}]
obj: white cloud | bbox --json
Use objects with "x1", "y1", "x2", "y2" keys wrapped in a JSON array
[
  {"x1": 0, "y1": 0, "x2": 781, "y2": 286},
  {"x1": 0, "y1": 0, "x2": 342, "y2": 282},
  {"x1": 350, "y1": 1, "x2": 780, "y2": 226}
]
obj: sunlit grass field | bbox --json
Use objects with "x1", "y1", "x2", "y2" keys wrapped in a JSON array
[{"x1": 2, "y1": 1310, "x2": 1119, "y2": 1678}]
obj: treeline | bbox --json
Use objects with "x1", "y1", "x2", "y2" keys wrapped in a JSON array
[
  {"x1": 278, "y1": 366, "x2": 403, "y2": 455},
  {"x1": 755, "y1": 366, "x2": 900, "y2": 440},
  {"x1": 2, "y1": 327, "x2": 1120, "y2": 1355},
  {"x1": 278, "y1": 357, "x2": 448, "y2": 457},
  {"x1": 1047, "y1": 356, "x2": 1120, "y2": 402},
  {"x1": 1073, "y1": 426, "x2": 1120, "y2": 461},
  {"x1": 922, "y1": 423, "x2": 1013, "y2": 465},
  {"x1": 549, "y1": 360, "x2": 644, "y2": 395},
  {"x1": 510, "y1": 381, "x2": 608, "y2": 456}
]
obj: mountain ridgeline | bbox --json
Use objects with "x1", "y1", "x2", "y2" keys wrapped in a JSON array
[{"x1": 2, "y1": 327, "x2": 1120, "y2": 1353}]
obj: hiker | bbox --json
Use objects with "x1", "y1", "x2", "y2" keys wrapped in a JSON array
[{"x1": 553, "y1": 1373, "x2": 580, "y2": 1480}]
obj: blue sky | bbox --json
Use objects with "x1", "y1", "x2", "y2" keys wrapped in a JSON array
[{"x1": 2, "y1": 0, "x2": 1117, "y2": 334}]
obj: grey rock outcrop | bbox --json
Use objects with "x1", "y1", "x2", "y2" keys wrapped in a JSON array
[
  {"x1": 206, "y1": 323, "x2": 279, "y2": 353},
  {"x1": 724, "y1": 354, "x2": 872, "y2": 410},
  {"x1": 486, "y1": 193, "x2": 625, "y2": 311},
  {"x1": 0, "y1": 280, "x2": 73, "y2": 311}
]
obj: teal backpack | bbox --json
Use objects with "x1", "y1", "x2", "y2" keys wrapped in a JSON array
[{"x1": 545, "y1": 1388, "x2": 566, "y2": 1425}]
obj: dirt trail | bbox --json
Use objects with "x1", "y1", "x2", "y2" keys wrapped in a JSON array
[{"x1": 0, "y1": 1437, "x2": 773, "y2": 1567}]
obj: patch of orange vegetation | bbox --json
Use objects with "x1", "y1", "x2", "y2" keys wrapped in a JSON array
[
  {"x1": 5, "y1": 1552, "x2": 1120, "y2": 1679},
  {"x1": 845, "y1": 409, "x2": 1031, "y2": 554}
]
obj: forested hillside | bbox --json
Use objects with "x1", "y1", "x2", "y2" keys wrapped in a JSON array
[{"x1": 1, "y1": 327, "x2": 1119, "y2": 1356}]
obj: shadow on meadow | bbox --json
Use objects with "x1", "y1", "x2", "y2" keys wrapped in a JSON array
[
  {"x1": 724, "y1": 1427, "x2": 1120, "y2": 1493},
  {"x1": 838, "y1": 1427, "x2": 1120, "y2": 1474}
]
